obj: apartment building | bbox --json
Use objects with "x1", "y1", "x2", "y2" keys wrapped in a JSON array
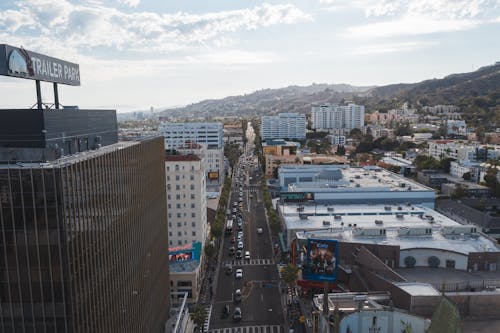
[
  {"x1": 261, "y1": 113, "x2": 306, "y2": 140},
  {"x1": 311, "y1": 103, "x2": 365, "y2": 130}
]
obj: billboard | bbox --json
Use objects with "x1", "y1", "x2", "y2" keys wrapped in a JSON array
[
  {"x1": 281, "y1": 192, "x2": 314, "y2": 202},
  {"x1": 208, "y1": 171, "x2": 219, "y2": 180},
  {"x1": 0, "y1": 44, "x2": 80, "y2": 85},
  {"x1": 304, "y1": 238, "x2": 338, "y2": 282},
  {"x1": 168, "y1": 241, "x2": 201, "y2": 263}
]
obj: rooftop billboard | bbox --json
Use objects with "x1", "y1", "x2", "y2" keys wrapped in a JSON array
[
  {"x1": 0, "y1": 44, "x2": 80, "y2": 86},
  {"x1": 304, "y1": 238, "x2": 338, "y2": 282}
]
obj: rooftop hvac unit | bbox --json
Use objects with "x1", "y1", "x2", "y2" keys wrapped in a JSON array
[
  {"x1": 299, "y1": 213, "x2": 308, "y2": 220},
  {"x1": 396, "y1": 214, "x2": 404, "y2": 219},
  {"x1": 352, "y1": 228, "x2": 386, "y2": 237},
  {"x1": 323, "y1": 221, "x2": 331, "y2": 226},
  {"x1": 375, "y1": 220, "x2": 383, "y2": 225},
  {"x1": 384, "y1": 206, "x2": 392, "y2": 211},
  {"x1": 327, "y1": 207, "x2": 334, "y2": 212},
  {"x1": 297, "y1": 206, "x2": 304, "y2": 212},
  {"x1": 441, "y1": 225, "x2": 478, "y2": 235},
  {"x1": 334, "y1": 215, "x2": 342, "y2": 220},
  {"x1": 398, "y1": 227, "x2": 432, "y2": 236}
]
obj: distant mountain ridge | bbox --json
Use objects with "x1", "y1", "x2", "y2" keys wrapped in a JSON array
[{"x1": 153, "y1": 62, "x2": 500, "y2": 120}]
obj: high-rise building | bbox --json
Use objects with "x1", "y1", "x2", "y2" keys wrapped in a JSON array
[
  {"x1": 311, "y1": 103, "x2": 365, "y2": 130},
  {"x1": 261, "y1": 113, "x2": 306, "y2": 140},
  {"x1": 165, "y1": 154, "x2": 208, "y2": 247},
  {"x1": 0, "y1": 109, "x2": 170, "y2": 332},
  {"x1": 159, "y1": 122, "x2": 225, "y2": 186}
]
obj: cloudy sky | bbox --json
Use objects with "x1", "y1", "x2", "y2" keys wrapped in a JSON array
[{"x1": 1, "y1": 0, "x2": 499, "y2": 112}]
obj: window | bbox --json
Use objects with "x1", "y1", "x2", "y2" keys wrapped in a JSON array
[
  {"x1": 177, "y1": 231, "x2": 182, "y2": 236},
  {"x1": 192, "y1": 231, "x2": 196, "y2": 236},
  {"x1": 167, "y1": 175, "x2": 170, "y2": 181},
  {"x1": 175, "y1": 175, "x2": 180, "y2": 181},
  {"x1": 168, "y1": 222, "x2": 172, "y2": 227},
  {"x1": 168, "y1": 204, "x2": 171, "y2": 209},
  {"x1": 168, "y1": 194, "x2": 171, "y2": 200},
  {"x1": 191, "y1": 203, "x2": 195, "y2": 208},
  {"x1": 176, "y1": 194, "x2": 180, "y2": 200},
  {"x1": 168, "y1": 213, "x2": 172, "y2": 218},
  {"x1": 190, "y1": 175, "x2": 194, "y2": 180},
  {"x1": 190, "y1": 184, "x2": 195, "y2": 190},
  {"x1": 191, "y1": 194, "x2": 195, "y2": 200},
  {"x1": 176, "y1": 204, "x2": 181, "y2": 209},
  {"x1": 191, "y1": 213, "x2": 196, "y2": 218},
  {"x1": 177, "y1": 213, "x2": 181, "y2": 218},
  {"x1": 191, "y1": 222, "x2": 196, "y2": 227},
  {"x1": 177, "y1": 222, "x2": 181, "y2": 227},
  {"x1": 175, "y1": 165, "x2": 179, "y2": 171},
  {"x1": 178, "y1": 240, "x2": 182, "y2": 245},
  {"x1": 169, "y1": 232, "x2": 172, "y2": 236},
  {"x1": 167, "y1": 166, "x2": 170, "y2": 171},
  {"x1": 167, "y1": 184, "x2": 171, "y2": 190}
]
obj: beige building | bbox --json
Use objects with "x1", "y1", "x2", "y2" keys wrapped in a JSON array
[
  {"x1": 263, "y1": 139, "x2": 301, "y2": 177},
  {"x1": 165, "y1": 155, "x2": 208, "y2": 247}
]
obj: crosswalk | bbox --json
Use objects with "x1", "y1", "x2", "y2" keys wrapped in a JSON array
[
  {"x1": 204, "y1": 305, "x2": 212, "y2": 332},
  {"x1": 209, "y1": 325, "x2": 283, "y2": 333},
  {"x1": 224, "y1": 258, "x2": 274, "y2": 266}
]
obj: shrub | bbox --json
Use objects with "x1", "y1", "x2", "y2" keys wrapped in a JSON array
[
  {"x1": 404, "y1": 256, "x2": 416, "y2": 268},
  {"x1": 428, "y1": 256, "x2": 440, "y2": 268}
]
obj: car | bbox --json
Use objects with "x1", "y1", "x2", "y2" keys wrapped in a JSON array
[
  {"x1": 233, "y1": 307, "x2": 242, "y2": 321},
  {"x1": 221, "y1": 305, "x2": 230, "y2": 319},
  {"x1": 235, "y1": 269, "x2": 243, "y2": 279},
  {"x1": 257, "y1": 227, "x2": 263, "y2": 234},
  {"x1": 237, "y1": 241, "x2": 243, "y2": 249},
  {"x1": 244, "y1": 251, "x2": 250, "y2": 260},
  {"x1": 237, "y1": 235, "x2": 243, "y2": 242},
  {"x1": 229, "y1": 246, "x2": 235, "y2": 256},
  {"x1": 237, "y1": 231, "x2": 243, "y2": 237},
  {"x1": 225, "y1": 264, "x2": 233, "y2": 275},
  {"x1": 234, "y1": 289, "x2": 242, "y2": 302},
  {"x1": 236, "y1": 249, "x2": 242, "y2": 259}
]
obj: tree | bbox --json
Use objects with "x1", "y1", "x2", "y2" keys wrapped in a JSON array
[
  {"x1": 451, "y1": 184, "x2": 467, "y2": 199},
  {"x1": 349, "y1": 128, "x2": 363, "y2": 140},
  {"x1": 190, "y1": 304, "x2": 207, "y2": 332},
  {"x1": 440, "y1": 158, "x2": 455, "y2": 173},
  {"x1": 394, "y1": 122, "x2": 413, "y2": 136},
  {"x1": 204, "y1": 243, "x2": 215, "y2": 260},
  {"x1": 336, "y1": 145, "x2": 346, "y2": 156},
  {"x1": 282, "y1": 263, "x2": 299, "y2": 287}
]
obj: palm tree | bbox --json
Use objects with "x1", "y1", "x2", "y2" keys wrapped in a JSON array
[{"x1": 190, "y1": 304, "x2": 207, "y2": 332}]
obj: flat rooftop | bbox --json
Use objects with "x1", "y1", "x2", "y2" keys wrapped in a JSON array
[
  {"x1": 285, "y1": 203, "x2": 500, "y2": 254},
  {"x1": 283, "y1": 165, "x2": 431, "y2": 193},
  {"x1": 394, "y1": 282, "x2": 440, "y2": 296},
  {"x1": 0, "y1": 140, "x2": 140, "y2": 169}
]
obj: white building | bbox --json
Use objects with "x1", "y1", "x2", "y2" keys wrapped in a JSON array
[
  {"x1": 176, "y1": 141, "x2": 224, "y2": 186},
  {"x1": 446, "y1": 120, "x2": 467, "y2": 136},
  {"x1": 311, "y1": 103, "x2": 365, "y2": 130},
  {"x1": 449, "y1": 161, "x2": 481, "y2": 181},
  {"x1": 428, "y1": 140, "x2": 500, "y2": 162},
  {"x1": 165, "y1": 155, "x2": 207, "y2": 247},
  {"x1": 261, "y1": 113, "x2": 306, "y2": 140},
  {"x1": 278, "y1": 165, "x2": 435, "y2": 207},
  {"x1": 160, "y1": 122, "x2": 223, "y2": 149},
  {"x1": 329, "y1": 135, "x2": 346, "y2": 146}
]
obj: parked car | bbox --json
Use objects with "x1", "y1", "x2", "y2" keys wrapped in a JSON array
[
  {"x1": 229, "y1": 246, "x2": 235, "y2": 256},
  {"x1": 234, "y1": 289, "x2": 242, "y2": 302},
  {"x1": 244, "y1": 251, "x2": 250, "y2": 260},
  {"x1": 233, "y1": 307, "x2": 242, "y2": 321},
  {"x1": 237, "y1": 241, "x2": 243, "y2": 249},
  {"x1": 235, "y1": 269, "x2": 243, "y2": 279},
  {"x1": 257, "y1": 228, "x2": 263, "y2": 234}
]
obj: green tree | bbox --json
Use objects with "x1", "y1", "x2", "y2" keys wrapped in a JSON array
[
  {"x1": 451, "y1": 184, "x2": 467, "y2": 199},
  {"x1": 349, "y1": 128, "x2": 363, "y2": 140},
  {"x1": 282, "y1": 263, "x2": 299, "y2": 287},
  {"x1": 336, "y1": 145, "x2": 346, "y2": 156},
  {"x1": 204, "y1": 243, "x2": 215, "y2": 259},
  {"x1": 394, "y1": 122, "x2": 413, "y2": 136},
  {"x1": 190, "y1": 304, "x2": 207, "y2": 332},
  {"x1": 440, "y1": 158, "x2": 455, "y2": 173}
]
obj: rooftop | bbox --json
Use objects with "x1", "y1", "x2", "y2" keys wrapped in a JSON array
[
  {"x1": 165, "y1": 154, "x2": 201, "y2": 162},
  {"x1": 283, "y1": 203, "x2": 500, "y2": 254},
  {"x1": 281, "y1": 165, "x2": 431, "y2": 193},
  {"x1": 394, "y1": 283, "x2": 440, "y2": 296}
]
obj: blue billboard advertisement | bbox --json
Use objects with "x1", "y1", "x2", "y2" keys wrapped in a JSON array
[{"x1": 304, "y1": 238, "x2": 338, "y2": 281}]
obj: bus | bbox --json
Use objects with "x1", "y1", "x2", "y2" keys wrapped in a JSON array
[{"x1": 225, "y1": 219, "x2": 233, "y2": 235}]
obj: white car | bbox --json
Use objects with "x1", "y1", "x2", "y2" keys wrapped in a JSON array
[
  {"x1": 237, "y1": 241, "x2": 243, "y2": 249},
  {"x1": 244, "y1": 251, "x2": 250, "y2": 260},
  {"x1": 257, "y1": 228, "x2": 263, "y2": 234},
  {"x1": 235, "y1": 269, "x2": 243, "y2": 279}
]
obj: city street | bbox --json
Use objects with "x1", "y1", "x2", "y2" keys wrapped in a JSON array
[{"x1": 209, "y1": 151, "x2": 285, "y2": 332}]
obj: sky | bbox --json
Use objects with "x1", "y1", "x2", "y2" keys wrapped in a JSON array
[{"x1": 0, "y1": 0, "x2": 499, "y2": 112}]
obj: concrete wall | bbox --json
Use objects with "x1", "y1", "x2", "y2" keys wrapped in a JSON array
[
  {"x1": 400, "y1": 248, "x2": 468, "y2": 270},
  {"x1": 340, "y1": 309, "x2": 429, "y2": 333}
]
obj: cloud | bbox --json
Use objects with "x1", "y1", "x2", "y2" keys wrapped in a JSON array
[
  {"x1": 119, "y1": 0, "x2": 141, "y2": 7},
  {"x1": 329, "y1": 0, "x2": 500, "y2": 37},
  {"x1": 0, "y1": 1, "x2": 311, "y2": 54},
  {"x1": 350, "y1": 41, "x2": 436, "y2": 55},
  {"x1": 346, "y1": 15, "x2": 481, "y2": 38}
]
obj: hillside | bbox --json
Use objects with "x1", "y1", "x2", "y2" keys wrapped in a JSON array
[
  {"x1": 157, "y1": 83, "x2": 373, "y2": 119},
  {"x1": 154, "y1": 62, "x2": 500, "y2": 125}
]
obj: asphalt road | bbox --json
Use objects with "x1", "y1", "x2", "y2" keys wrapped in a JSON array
[{"x1": 209, "y1": 155, "x2": 285, "y2": 330}]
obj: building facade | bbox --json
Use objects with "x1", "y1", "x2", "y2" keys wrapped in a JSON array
[
  {"x1": 159, "y1": 122, "x2": 223, "y2": 150},
  {"x1": 165, "y1": 155, "x2": 207, "y2": 247},
  {"x1": 311, "y1": 104, "x2": 365, "y2": 130},
  {"x1": 0, "y1": 131, "x2": 170, "y2": 332},
  {"x1": 261, "y1": 113, "x2": 306, "y2": 140}
]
